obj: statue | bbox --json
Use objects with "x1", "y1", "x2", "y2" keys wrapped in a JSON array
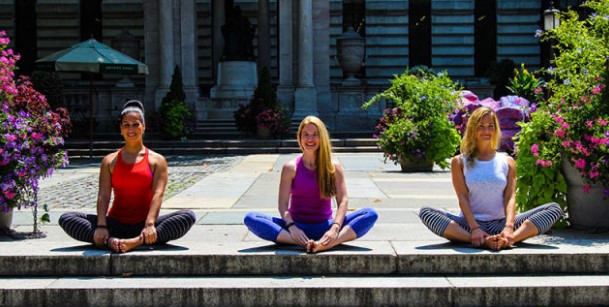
[{"x1": 221, "y1": 6, "x2": 256, "y2": 61}]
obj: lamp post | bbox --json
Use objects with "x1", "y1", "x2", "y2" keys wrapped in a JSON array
[
  {"x1": 542, "y1": 1, "x2": 560, "y2": 69},
  {"x1": 544, "y1": 1, "x2": 560, "y2": 31}
]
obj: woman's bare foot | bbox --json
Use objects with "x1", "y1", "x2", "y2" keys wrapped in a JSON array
[
  {"x1": 106, "y1": 237, "x2": 124, "y2": 252},
  {"x1": 119, "y1": 235, "x2": 144, "y2": 253},
  {"x1": 306, "y1": 240, "x2": 315, "y2": 253},
  {"x1": 482, "y1": 235, "x2": 510, "y2": 251},
  {"x1": 483, "y1": 235, "x2": 499, "y2": 251},
  {"x1": 310, "y1": 240, "x2": 332, "y2": 253}
]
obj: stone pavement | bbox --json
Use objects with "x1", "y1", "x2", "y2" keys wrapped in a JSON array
[
  {"x1": 3, "y1": 153, "x2": 609, "y2": 306},
  {"x1": 6, "y1": 152, "x2": 609, "y2": 248}
]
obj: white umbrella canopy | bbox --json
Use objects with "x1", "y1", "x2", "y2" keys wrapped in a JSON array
[{"x1": 35, "y1": 38, "x2": 148, "y2": 158}]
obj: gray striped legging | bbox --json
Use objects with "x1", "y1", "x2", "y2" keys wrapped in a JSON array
[
  {"x1": 419, "y1": 202, "x2": 562, "y2": 237},
  {"x1": 59, "y1": 210, "x2": 197, "y2": 244}
]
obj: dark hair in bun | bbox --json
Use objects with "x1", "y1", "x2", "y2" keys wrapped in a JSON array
[{"x1": 121, "y1": 99, "x2": 145, "y2": 123}]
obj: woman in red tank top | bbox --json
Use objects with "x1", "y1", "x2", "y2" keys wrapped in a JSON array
[{"x1": 59, "y1": 100, "x2": 195, "y2": 253}]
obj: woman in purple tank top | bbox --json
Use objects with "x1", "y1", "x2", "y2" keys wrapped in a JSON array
[{"x1": 244, "y1": 116, "x2": 378, "y2": 253}]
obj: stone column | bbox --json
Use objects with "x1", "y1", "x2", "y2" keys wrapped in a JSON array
[
  {"x1": 212, "y1": 0, "x2": 225, "y2": 86},
  {"x1": 293, "y1": 0, "x2": 317, "y2": 119},
  {"x1": 143, "y1": 1, "x2": 160, "y2": 112},
  {"x1": 313, "y1": 1, "x2": 331, "y2": 120},
  {"x1": 179, "y1": 0, "x2": 204, "y2": 119},
  {"x1": 277, "y1": 0, "x2": 294, "y2": 110},
  {"x1": 155, "y1": 0, "x2": 175, "y2": 109},
  {"x1": 257, "y1": 0, "x2": 271, "y2": 69}
]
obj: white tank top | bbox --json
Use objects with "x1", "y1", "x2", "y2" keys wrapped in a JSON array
[{"x1": 460, "y1": 153, "x2": 509, "y2": 221}]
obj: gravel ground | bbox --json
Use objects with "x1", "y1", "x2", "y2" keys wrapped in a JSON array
[{"x1": 37, "y1": 155, "x2": 244, "y2": 210}]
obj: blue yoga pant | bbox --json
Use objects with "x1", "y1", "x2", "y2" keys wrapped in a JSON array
[
  {"x1": 244, "y1": 207, "x2": 378, "y2": 242},
  {"x1": 59, "y1": 210, "x2": 197, "y2": 244},
  {"x1": 418, "y1": 202, "x2": 562, "y2": 238}
]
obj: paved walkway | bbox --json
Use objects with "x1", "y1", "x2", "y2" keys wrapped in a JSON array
[{"x1": 6, "y1": 152, "x2": 609, "y2": 247}]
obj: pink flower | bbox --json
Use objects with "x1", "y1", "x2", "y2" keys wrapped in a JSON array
[
  {"x1": 531, "y1": 144, "x2": 539, "y2": 156},
  {"x1": 3, "y1": 190, "x2": 16, "y2": 200},
  {"x1": 554, "y1": 129, "x2": 565, "y2": 138},
  {"x1": 598, "y1": 119, "x2": 607, "y2": 126},
  {"x1": 587, "y1": 121, "x2": 594, "y2": 128},
  {"x1": 592, "y1": 86, "x2": 601, "y2": 95},
  {"x1": 589, "y1": 169, "x2": 600, "y2": 179},
  {"x1": 575, "y1": 159, "x2": 586, "y2": 170},
  {"x1": 534, "y1": 87, "x2": 542, "y2": 94},
  {"x1": 562, "y1": 141, "x2": 571, "y2": 148},
  {"x1": 561, "y1": 122, "x2": 570, "y2": 129},
  {"x1": 582, "y1": 185, "x2": 591, "y2": 193}
]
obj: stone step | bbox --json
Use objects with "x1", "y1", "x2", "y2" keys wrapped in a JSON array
[
  {"x1": 63, "y1": 138, "x2": 380, "y2": 157},
  {"x1": 2, "y1": 275, "x2": 608, "y2": 307},
  {"x1": 2, "y1": 239, "x2": 608, "y2": 277}
]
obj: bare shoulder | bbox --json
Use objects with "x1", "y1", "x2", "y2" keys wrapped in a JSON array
[
  {"x1": 504, "y1": 154, "x2": 516, "y2": 168},
  {"x1": 450, "y1": 155, "x2": 463, "y2": 168},
  {"x1": 148, "y1": 149, "x2": 167, "y2": 166},
  {"x1": 282, "y1": 158, "x2": 297, "y2": 175},
  {"x1": 101, "y1": 150, "x2": 119, "y2": 167},
  {"x1": 333, "y1": 160, "x2": 344, "y2": 172}
]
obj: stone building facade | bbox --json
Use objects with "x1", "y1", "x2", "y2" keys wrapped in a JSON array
[{"x1": 0, "y1": 0, "x2": 578, "y2": 134}]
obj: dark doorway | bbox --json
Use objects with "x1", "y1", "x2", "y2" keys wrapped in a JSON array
[
  {"x1": 409, "y1": 0, "x2": 431, "y2": 68},
  {"x1": 15, "y1": 0, "x2": 37, "y2": 76},
  {"x1": 474, "y1": 0, "x2": 497, "y2": 77}
]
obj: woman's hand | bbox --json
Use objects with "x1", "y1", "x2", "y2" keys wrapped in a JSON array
[
  {"x1": 500, "y1": 226, "x2": 515, "y2": 247},
  {"x1": 470, "y1": 227, "x2": 488, "y2": 246},
  {"x1": 288, "y1": 225, "x2": 309, "y2": 246},
  {"x1": 141, "y1": 224, "x2": 157, "y2": 245},
  {"x1": 93, "y1": 227, "x2": 109, "y2": 247},
  {"x1": 319, "y1": 227, "x2": 339, "y2": 246}
]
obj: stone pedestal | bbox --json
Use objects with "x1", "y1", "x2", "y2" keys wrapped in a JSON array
[
  {"x1": 209, "y1": 61, "x2": 257, "y2": 119},
  {"x1": 333, "y1": 86, "x2": 383, "y2": 133}
]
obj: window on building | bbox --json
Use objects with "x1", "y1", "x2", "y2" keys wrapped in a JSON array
[
  {"x1": 409, "y1": 0, "x2": 431, "y2": 67},
  {"x1": 80, "y1": 0, "x2": 103, "y2": 41},
  {"x1": 474, "y1": 0, "x2": 497, "y2": 77},
  {"x1": 15, "y1": 0, "x2": 37, "y2": 76}
]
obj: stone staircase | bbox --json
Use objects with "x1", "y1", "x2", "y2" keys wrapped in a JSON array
[
  {"x1": 64, "y1": 138, "x2": 380, "y2": 158},
  {"x1": 2, "y1": 228, "x2": 609, "y2": 306}
]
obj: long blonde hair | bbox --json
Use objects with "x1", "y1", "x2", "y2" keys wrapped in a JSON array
[
  {"x1": 297, "y1": 116, "x2": 336, "y2": 199},
  {"x1": 460, "y1": 107, "x2": 501, "y2": 167}
]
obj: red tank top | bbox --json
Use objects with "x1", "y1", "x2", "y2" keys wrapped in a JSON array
[{"x1": 108, "y1": 148, "x2": 153, "y2": 224}]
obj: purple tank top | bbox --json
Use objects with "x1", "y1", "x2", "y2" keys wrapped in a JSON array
[{"x1": 289, "y1": 156, "x2": 333, "y2": 223}]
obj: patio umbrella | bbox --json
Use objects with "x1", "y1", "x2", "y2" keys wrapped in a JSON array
[{"x1": 35, "y1": 38, "x2": 148, "y2": 157}]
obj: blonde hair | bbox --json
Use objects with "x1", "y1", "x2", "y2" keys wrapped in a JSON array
[
  {"x1": 297, "y1": 116, "x2": 336, "y2": 199},
  {"x1": 460, "y1": 107, "x2": 501, "y2": 167}
]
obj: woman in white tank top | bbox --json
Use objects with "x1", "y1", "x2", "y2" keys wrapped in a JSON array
[{"x1": 418, "y1": 107, "x2": 562, "y2": 250}]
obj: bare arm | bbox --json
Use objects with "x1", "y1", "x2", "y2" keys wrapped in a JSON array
[
  {"x1": 142, "y1": 151, "x2": 168, "y2": 244},
  {"x1": 93, "y1": 152, "x2": 117, "y2": 246},
  {"x1": 277, "y1": 160, "x2": 308, "y2": 245},
  {"x1": 501, "y1": 156, "x2": 517, "y2": 245},
  {"x1": 332, "y1": 162, "x2": 348, "y2": 227}
]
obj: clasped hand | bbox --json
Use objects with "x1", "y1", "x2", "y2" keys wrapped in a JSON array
[{"x1": 141, "y1": 224, "x2": 157, "y2": 245}]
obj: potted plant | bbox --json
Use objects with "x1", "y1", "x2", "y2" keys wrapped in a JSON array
[
  {"x1": 157, "y1": 65, "x2": 194, "y2": 140},
  {"x1": 234, "y1": 66, "x2": 290, "y2": 138},
  {"x1": 515, "y1": 0, "x2": 609, "y2": 230},
  {"x1": 0, "y1": 31, "x2": 71, "y2": 235},
  {"x1": 255, "y1": 107, "x2": 290, "y2": 139},
  {"x1": 362, "y1": 67, "x2": 461, "y2": 171}
]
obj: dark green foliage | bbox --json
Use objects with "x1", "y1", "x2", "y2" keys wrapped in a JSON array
[
  {"x1": 487, "y1": 58, "x2": 516, "y2": 99},
  {"x1": 159, "y1": 65, "x2": 192, "y2": 139},
  {"x1": 162, "y1": 65, "x2": 186, "y2": 106},
  {"x1": 234, "y1": 66, "x2": 290, "y2": 137},
  {"x1": 31, "y1": 71, "x2": 64, "y2": 109}
]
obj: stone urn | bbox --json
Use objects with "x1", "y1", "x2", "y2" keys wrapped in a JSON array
[
  {"x1": 0, "y1": 207, "x2": 13, "y2": 232},
  {"x1": 562, "y1": 158, "x2": 609, "y2": 232},
  {"x1": 336, "y1": 27, "x2": 365, "y2": 86}
]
